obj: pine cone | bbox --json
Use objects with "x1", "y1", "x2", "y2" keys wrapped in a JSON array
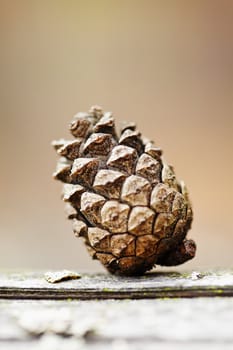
[{"x1": 52, "y1": 106, "x2": 196, "y2": 276}]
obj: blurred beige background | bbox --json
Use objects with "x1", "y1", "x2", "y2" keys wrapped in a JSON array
[{"x1": 0, "y1": 0, "x2": 232, "y2": 272}]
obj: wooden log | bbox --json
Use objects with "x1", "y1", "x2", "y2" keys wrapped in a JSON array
[{"x1": 0, "y1": 270, "x2": 232, "y2": 300}]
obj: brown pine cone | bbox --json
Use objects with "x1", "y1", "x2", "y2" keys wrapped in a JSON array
[{"x1": 52, "y1": 106, "x2": 196, "y2": 276}]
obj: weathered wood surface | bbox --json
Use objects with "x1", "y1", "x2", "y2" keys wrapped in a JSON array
[
  {"x1": 1, "y1": 298, "x2": 233, "y2": 349},
  {"x1": 0, "y1": 270, "x2": 233, "y2": 299},
  {"x1": 1, "y1": 270, "x2": 233, "y2": 349}
]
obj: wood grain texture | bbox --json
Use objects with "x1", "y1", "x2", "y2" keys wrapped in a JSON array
[
  {"x1": 0, "y1": 270, "x2": 233, "y2": 349},
  {"x1": 0, "y1": 270, "x2": 232, "y2": 299},
  {"x1": 1, "y1": 298, "x2": 233, "y2": 349}
]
